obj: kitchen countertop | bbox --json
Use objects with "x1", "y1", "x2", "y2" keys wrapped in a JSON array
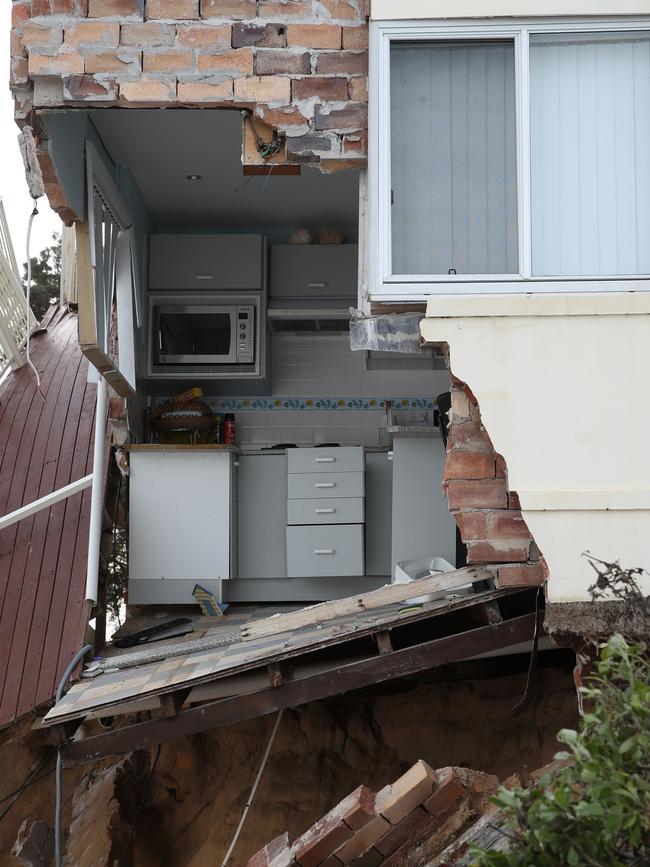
[
  {"x1": 127, "y1": 444, "x2": 239, "y2": 452},
  {"x1": 240, "y1": 446, "x2": 391, "y2": 455},
  {"x1": 388, "y1": 425, "x2": 441, "y2": 438}
]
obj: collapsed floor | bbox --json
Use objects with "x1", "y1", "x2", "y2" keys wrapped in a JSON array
[{"x1": 1, "y1": 653, "x2": 577, "y2": 866}]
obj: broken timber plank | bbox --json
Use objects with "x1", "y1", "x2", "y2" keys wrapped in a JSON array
[
  {"x1": 61, "y1": 612, "x2": 539, "y2": 766},
  {"x1": 240, "y1": 566, "x2": 494, "y2": 642},
  {"x1": 375, "y1": 631, "x2": 393, "y2": 655}
]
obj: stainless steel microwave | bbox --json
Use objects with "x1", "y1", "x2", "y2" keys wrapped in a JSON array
[{"x1": 149, "y1": 296, "x2": 258, "y2": 376}]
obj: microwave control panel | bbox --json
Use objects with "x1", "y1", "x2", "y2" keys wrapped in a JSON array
[{"x1": 236, "y1": 306, "x2": 255, "y2": 364}]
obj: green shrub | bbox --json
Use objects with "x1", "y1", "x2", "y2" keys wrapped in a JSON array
[{"x1": 471, "y1": 634, "x2": 650, "y2": 867}]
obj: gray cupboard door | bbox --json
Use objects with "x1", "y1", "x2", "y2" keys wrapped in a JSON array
[
  {"x1": 149, "y1": 234, "x2": 264, "y2": 290},
  {"x1": 237, "y1": 454, "x2": 287, "y2": 578}
]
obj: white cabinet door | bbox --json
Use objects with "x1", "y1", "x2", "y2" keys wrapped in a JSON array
[
  {"x1": 129, "y1": 451, "x2": 233, "y2": 584},
  {"x1": 149, "y1": 235, "x2": 264, "y2": 290},
  {"x1": 269, "y1": 245, "x2": 357, "y2": 299}
]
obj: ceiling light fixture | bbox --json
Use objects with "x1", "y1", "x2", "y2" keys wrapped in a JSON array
[{"x1": 186, "y1": 173, "x2": 202, "y2": 181}]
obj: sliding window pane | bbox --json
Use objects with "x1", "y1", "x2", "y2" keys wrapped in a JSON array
[
  {"x1": 530, "y1": 31, "x2": 650, "y2": 276},
  {"x1": 390, "y1": 40, "x2": 519, "y2": 275}
]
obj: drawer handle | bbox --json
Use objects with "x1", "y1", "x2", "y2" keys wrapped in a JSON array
[
  {"x1": 308, "y1": 282, "x2": 327, "y2": 289},
  {"x1": 314, "y1": 548, "x2": 335, "y2": 555},
  {"x1": 315, "y1": 482, "x2": 335, "y2": 488},
  {"x1": 315, "y1": 508, "x2": 335, "y2": 514},
  {"x1": 315, "y1": 457, "x2": 335, "y2": 463},
  {"x1": 196, "y1": 274, "x2": 214, "y2": 280}
]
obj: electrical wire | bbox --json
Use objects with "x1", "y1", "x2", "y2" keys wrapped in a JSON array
[
  {"x1": 120, "y1": 744, "x2": 161, "y2": 867},
  {"x1": 25, "y1": 202, "x2": 44, "y2": 399},
  {"x1": 220, "y1": 709, "x2": 284, "y2": 867},
  {"x1": 54, "y1": 644, "x2": 94, "y2": 867},
  {"x1": 0, "y1": 755, "x2": 52, "y2": 821}
]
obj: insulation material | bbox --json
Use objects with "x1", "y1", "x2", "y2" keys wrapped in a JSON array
[{"x1": 349, "y1": 311, "x2": 425, "y2": 353}]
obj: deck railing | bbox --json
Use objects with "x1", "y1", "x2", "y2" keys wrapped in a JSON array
[{"x1": 0, "y1": 198, "x2": 36, "y2": 373}]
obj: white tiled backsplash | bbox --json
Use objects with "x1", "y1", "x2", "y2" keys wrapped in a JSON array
[{"x1": 234, "y1": 334, "x2": 450, "y2": 448}]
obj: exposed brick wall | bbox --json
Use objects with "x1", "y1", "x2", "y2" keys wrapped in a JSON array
[
  {"x1": 444, "y1": 377, "x2": 547, "y2": 590},
  {"x1": 247, "y1": 761, "x2": 501, "y2": 867},
  {"x1": 10, "y1": 0, "x2": 368, "y2": 188}
]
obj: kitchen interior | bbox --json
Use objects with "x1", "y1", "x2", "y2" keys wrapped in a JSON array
[{"x1": 73, "y1": 108, "x2": 457, "y2": 608}]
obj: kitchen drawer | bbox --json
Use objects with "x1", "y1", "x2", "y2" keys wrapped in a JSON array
[
  {"x1": 287, "y1": 446, "x2": 364, "y2": 475},
  {"x1": 286, "y1": 525, "x2": 364, "y2": 577},
  {"x1": 287, "y1": 497, "x2": 365, "y2": 526},
  {"x1": 149, "y1": 234, "x2": 264, "y2": 290},
  {"x1": 270, "y1": 244, "x2": 358, "y2": 299},
  {"x1": 287, "y1": 471, "x2": 364, "y2": 500}
]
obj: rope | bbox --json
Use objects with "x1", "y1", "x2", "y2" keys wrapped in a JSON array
[{"x1": 220, "y1": 709, "x2": 284, "y2": 867}]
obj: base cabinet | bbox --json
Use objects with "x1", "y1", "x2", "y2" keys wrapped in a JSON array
[{"x1": 286, "y1": 525, "x2": 364, "y2": 577}]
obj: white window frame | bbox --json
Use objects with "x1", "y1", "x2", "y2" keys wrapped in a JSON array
[{"x1": 369, "y1": 15, "x2": 650, "y2": 299}]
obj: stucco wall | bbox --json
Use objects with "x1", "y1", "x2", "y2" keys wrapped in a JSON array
[
  {"x1": 421, "y1": 293, "x2": 650, "y2": 603},
  {"x1": 371, "y1": 1, "x2": 650, "y2": 19}
]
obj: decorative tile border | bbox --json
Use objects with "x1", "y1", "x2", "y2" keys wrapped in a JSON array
[{"x1": 208, "y1": 397, "x2": 436, "y2": 412}]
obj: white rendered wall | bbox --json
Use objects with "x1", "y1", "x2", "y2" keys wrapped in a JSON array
[
  {"x1": 371, "y1": 1, "x2": 650, "y2": 20},
  {"x1": 421, "y1": 293, "x2": 650, "y2": 602}
]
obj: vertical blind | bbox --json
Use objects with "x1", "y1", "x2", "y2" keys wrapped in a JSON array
[
  {"x1": 390, "y1": 40, "x2": 519, "y2": 275},
  {"x1": 530, "y1": 32, "x2": 650, "y2": 276}
]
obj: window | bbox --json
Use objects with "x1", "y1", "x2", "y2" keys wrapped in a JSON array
[{"x1": 370, "y1": 18, "x2": 650, "y2": 297}]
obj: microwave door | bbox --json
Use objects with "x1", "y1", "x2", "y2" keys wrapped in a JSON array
[{"x1": 158, "y1": 307, "x2": 237, "y2": 364}]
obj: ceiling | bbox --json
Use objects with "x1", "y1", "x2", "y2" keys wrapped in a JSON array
[{"x1": 90, "y1": 109, "x2": 359, "y2": 231}]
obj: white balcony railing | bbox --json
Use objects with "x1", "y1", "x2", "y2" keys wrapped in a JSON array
[{"x1": 0, "y1": 198, "x2": 36, "y2": 374}]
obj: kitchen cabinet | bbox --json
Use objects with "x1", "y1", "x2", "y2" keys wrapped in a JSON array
[
  {"x1": 391, "y1": 437, "x2": 457, "y2": 574},
  {"x1": 286, "y1": 446, "x2": 365, "y2": 578},
  {"x1": 365, "y1": 451, "x2": 393, "y2": 576},
  {"x1": 149, "y1": 234, "x2": 265, "y2": 291},
  {"x1": 269, "y1": 244, "x2": 357, "y2": 299},
  {"x1": 127, "y1": 447, "x2": 235, "y2": 604},
  {"x1": 237, "y1": 453, "x2": 287, "y2": 579}
]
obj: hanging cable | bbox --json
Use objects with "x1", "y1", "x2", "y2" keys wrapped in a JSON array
[
  {"x1": 119, "y1": 744, "x2": 161, "y2": 867},
  {"x1": 54, "y1": 644, "x2": 94, "y2": 867},
  {"x1": 220, "y1": 709, "x2": 284, "y2": 867},
  {"x1": 25, "y1": 202, "x2": 44, "y2": 398}
]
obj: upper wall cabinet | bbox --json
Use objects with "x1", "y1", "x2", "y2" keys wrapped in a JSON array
[
  {"x1": 270, "y1": 244, "x2": 358, "y2": 299},
  {"x1": 149, "y1": 234, "x2": 264, "y2": 291}
]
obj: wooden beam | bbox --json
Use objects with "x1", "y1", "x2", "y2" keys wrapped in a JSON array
[
  {"x1": 266, "y1": 662, "x2": 288, "y2": 688},
  {"x1": 375, "y1": 631, "x2": 393, "y2": 655},
  {"x1": 61, "y1": 613, "x2": 540, "y2": 766},
  {"x1": 240, "y1": 566, "x2": 494, "y2": 641},
  {"x1": 159, "y1": 688, "x2": 191, "y2": 717},
  {"x1": 243, "y1": 165, "x2": 300, "y2": 176}
]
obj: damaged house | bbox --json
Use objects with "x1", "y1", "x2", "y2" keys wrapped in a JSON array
[{"x1": 1, "y1": 0, "x2": 649, "y2": 863}]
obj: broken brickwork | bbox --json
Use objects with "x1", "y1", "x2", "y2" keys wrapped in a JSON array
[
  {"x1": 444, "y1": 377, "x2": 548, "y2": 589},
  {"x1": 10, "y1": 0, "x2": 368, "y2": 220},
  {"x1": 247, "y1": 760, "x2": 502, "y2": 867}
]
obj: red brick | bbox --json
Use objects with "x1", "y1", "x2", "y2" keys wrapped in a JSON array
[
  {"x1": 467, "y1": 540, "x2": 530, "y2": 564},
  {"x1": 375, "y1": 807, "x2": 430, "y2": 857},
  {"x1": 121, "y1": 22, "x2": 177, "y2": 46},
  {"x1": 10, "y1": 57, "x2": 29, "y2": 87},
  {"x1": 255, "y1": 49, "x2": 310, "y2": 75},
  {"x1": 496, "y1": 562, "x2": 546, "y2": 588},
  {"x1": 334, "y1": 815, "x2": 390, "y2": 863},
  {"x1": 22, "y1": 22, "x2": 63, "y2": 49},
  {"x1": 287, "y1": 23, "x2": 341, "y2": 48},
  {"x1": 64, "y1": 22, "x2": 120, "y2": 46},
  {"x1": 31, "y1": 0, "x2": 76, "y2": 13},
  {"x1": 320, "y1": 858, "x2": 343, "y2": 867},
  {"x1": 292, "y1": 817, "x2": 353, "y2": 867},
  {"x1": 292, "y1": 76, "x2": 348, "y2": 102},
  {"x1": 486, "y1": 511, "x2": 531, "y2": 540},
  {"x1": 143, "y1": 49, "x2": 194, "y2": 72},
  {"x1": 88, "y1": 0, "x2": 143, "y2": 16},
  {"x1": 347, "y1": 77, "x2": 367, "y2": 101},
  {"x1": 376, "y1": 761, "x2": 436, "y2": 825},
  {"x1": 64, "y1": 73, "x2": 118, "y2": 99},
  {"x1": 342, "y1": 131, "x2": 367, "y2": 155},
  {"x1": 315, "y1": 104, "x2": 367, "y2": 131},
  {"x1": 198, "y1": 47, "x2": 253, "y2": 74},
  {"x1": 454, "y1": 511, "x2": 488, "y2": 541},
  {"x1": 234, "y1": 75, "x2": 290, "y2": 103},
  {"x1": 85, "y1": 48, "x2": 141, "y2": 72},
  {"x1": 423, "y1": 768, "x2": 465, "y2": 817},
  {"x1": 447, "y1": 420, "x2": 493, "y2": 452},
  {"x1": 337, "y1": 785, "x2": 376, "y2": 831},
  {"x1": 445, "y1": 450, "x2": 496, "y2": 481},
  {"x1": 201, "y1": 0, "x2": 256, "y2": 18},
  {"x1": 346, "y1": 849, "x2": 382, "y2": 867},
  {"x1": 146, "y1": 0, "x2": 199, "y2": 17},
  {"x1": 495, "y1": 454, "x2": 507, "y2": 478},
  {"x1": 177, "y1": 79, "x2": 232, "y2": 101},
  {"x1": 342, "y1": 24, "x2": 368, "y2": 49},
  {"x1": 508, "y1": 490, "x2": 521, "y2": 509},
  {"x1": 316, "y1": 50, "x2": 368, "y2": 75},
  {"x1": 119, "y1": 74, "x2": 176, "y2": 102},
  {"x1": 258, "y1": 0, "x2": 311, "y2": 19},
  {"x1": 319, "y1": 0, "x2": 359, "y2": 19},
  {"x1": 450, "y1": 388, "x2": 472, "y2": 421},
  {"x1": 177, "y1": 24, "x2": 231, "y2": 47},
  {"x1": 446, "y1": 479, "x2": 508, "y2": 510},
  {"x1": 29, "y1": 51, "x2": 85, "y2": 75},
  {"x1": 255, "y1": 104, "x2": 307, "y2": 127},
  {"x1": 232, "y1": 23, "x2": 287, "y2": 48},
  {"x1": 249, "y1": 832, "x2": 294, "y2": 867},
  {"x1": 12, "y1": 4, "x2": 30, "y2": 29}
]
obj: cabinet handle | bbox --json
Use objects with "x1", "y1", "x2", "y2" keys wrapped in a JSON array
[
  {"x1": 314, "y1": 548, "x2": 335, "y2": 555},
  {"x1": 315, "y1": 457, "x2": 335, "y2": 463},
  {"x1": 196, "y1": 274, "x2": 214, "y2": 280},
  {"x1": 315, "y1": 482, "x2": 335, "y2": 488},
  {"x1": 308, "y1": 282, "x2": 327, "y2": 289},
  {"x1": 315, "y1": 508, "x2": 335, "y2": 514}
]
